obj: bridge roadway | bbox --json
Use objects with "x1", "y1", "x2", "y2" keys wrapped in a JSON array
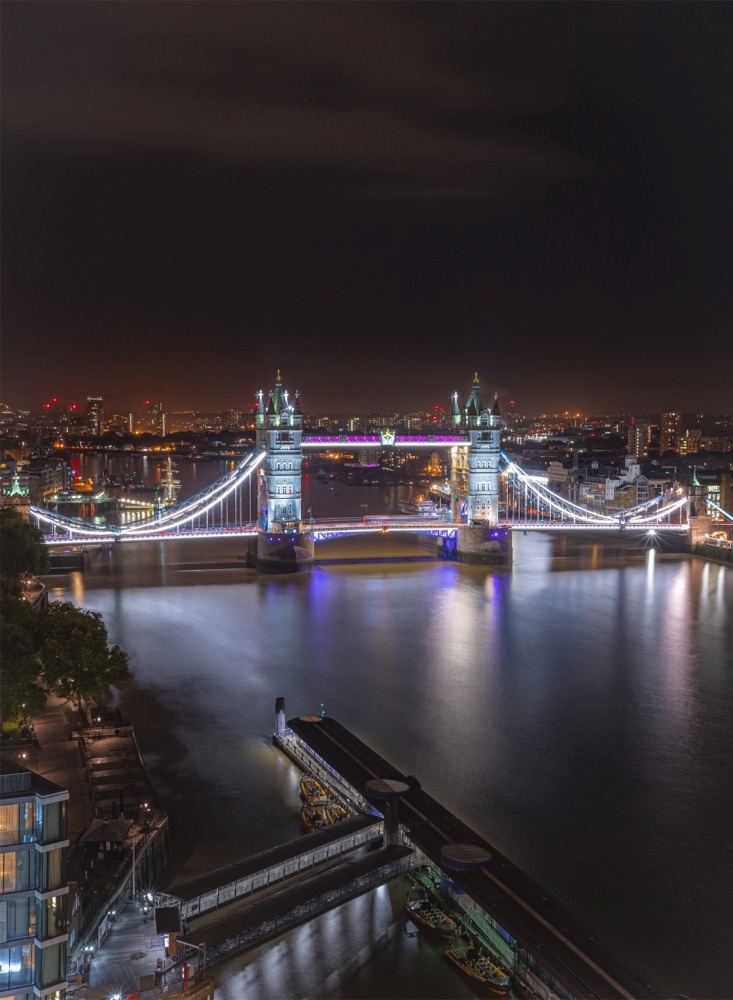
[
  {"x1": 41, "y1": 515, "x2": 687, "y2": 546},
  {"x1": 287, "y1": 715, "x2": 661, "y2": 1000}
]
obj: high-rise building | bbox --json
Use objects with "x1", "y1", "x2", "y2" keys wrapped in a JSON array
[
  {"x1": 0, "y1": 762, "x2": 69, "y2": 998},
  {"x1": 660, "y1": 411, "x2": 681, "y2": 453},
  {"x1": 138, "y1": 401, "x2": 165, "y2": 436},
  {"x1": 627, "y1": 417, "x2": 650, "y2": 457},
  {"x1": 86, "y1": 397, "x2": 103, "y2": 437}
]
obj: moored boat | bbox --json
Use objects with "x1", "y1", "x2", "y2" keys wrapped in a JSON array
[
  {"x1": 404, "y1": 898, "x2": 459, "y2": 938},
  {"x1": 326, "y1": 802, "x2": 348, "y2": 824},
  {"x1": 301, "y1": 805, "x2": 329, "y2": 833},
  {"x1": 300, "y1": 775, "x2": 328, "y2": 806},
  {"x1": 398, "y1": 496, "x2": 442, "y2": 517},
  {"x1": 445, "y1": 943, "x2": 512, "y2": 996}
]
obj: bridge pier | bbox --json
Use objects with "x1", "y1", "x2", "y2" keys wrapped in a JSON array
[
  {"x1": 439, "y1": 524, "x2": 512, "y2": 566},
  {"x1": 253, "y1": 528, "x2": 314, "y2": 573}
]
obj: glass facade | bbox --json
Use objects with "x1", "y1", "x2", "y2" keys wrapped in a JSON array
[
  {"x1": 39, "y1": 942, "x2": 65, "y2": 989},
  {"x1": 38, "y1": 803, "x2": 65, "y2": 846},
  {"x1": 38, "y1": 849, "x2": 65, "y2": 894},
  {"x1": 0, "y1": 942, "x2": 34, "y2": 991},
  {"x1": 0, "y1": 804, "x2": 35, "y2": 846},
  {"x1": 38, "y1": 896, "x2": 66, "y2": 940},
  {"x1": 0, "y1": 851, "x2": 34, "y2": 893},
  {"x1": 0, "y1": 768, "x2": 69, "y2": 999},
  {"x1": 1, "y1": 897, "x2": 36, "y2": 940}
]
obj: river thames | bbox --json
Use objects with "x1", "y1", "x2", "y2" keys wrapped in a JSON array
[{"x1": 48, "y1": 461, "x2": 733, "y2": 997}]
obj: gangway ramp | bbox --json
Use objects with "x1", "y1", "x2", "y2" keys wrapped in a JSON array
[
  {"x1": 166, "y1": 814, "x2": 381, "y2": 919},
  {"x1": 189, "y1": 844, "x2": 412, "y2": 970}
]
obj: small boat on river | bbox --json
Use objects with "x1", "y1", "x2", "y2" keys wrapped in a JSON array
[
  {"x1": 327, "y1": 802, "x2": 348, "y2": 824},
  {"x1": 300, "y1": 775, "x2": 328, "y2": 806},
  {"x1": 301, "y1": 805, "x2": 329, "y2": 833},
  {"x1": 404, "y1": 898, "x2": 459, "y2": 938},
  {"x1": 445, "y1": 942, "x2": 512, "y2": 995}
]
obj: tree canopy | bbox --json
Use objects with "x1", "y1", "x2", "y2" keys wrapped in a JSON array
[
  {"x1": 0, "y1": 507, "x2": 49, "y2": 582},
  {"x1": 0, "y1": 580, "x2": 47, "y2": 721},
  {"x1": 38, "y1": 602, "x2": 133, "y2": 707}
]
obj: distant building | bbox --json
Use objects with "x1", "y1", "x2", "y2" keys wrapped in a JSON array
[
  {"x1": 137, "y1": 401, "x2": 166, "y2": 436},
  {"x1": 699, "y1": 435, "x2": 731, "y2": 453},
  {"x1": 0, "y1": 762, "x2": 69, "y2": 998},
  {"x1": 678, "y1": 429, "x2": 701, "y2": 455},
  {"x1": 26, "y1": 458, "x2": 68, "y2": 506},
  {"x1": 104, "y1": 412, "x2": 133, "y2": 435},
  {"x1": 627, "y1": 417, "x2": 650, "y2": 457},
  {"x1": 660, "y1": 411, "x2": 681, "y2": 453},
  {"x1": 85, "y1": 396, "x2": 103, "y2": 436}
]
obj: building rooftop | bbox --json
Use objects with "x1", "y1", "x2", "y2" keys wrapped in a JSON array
[{"x1": 0, "y1": 756, "x2": 69, "y2": 799}]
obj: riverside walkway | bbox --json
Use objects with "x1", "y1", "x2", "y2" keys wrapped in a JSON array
[{"x1": 286, "y1": 715, "x2": 663, "y2": 1000}]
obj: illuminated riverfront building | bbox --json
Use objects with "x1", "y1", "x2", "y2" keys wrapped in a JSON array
[{"x1": 0, "y1": 763, "x2": 69, "y2": 998}]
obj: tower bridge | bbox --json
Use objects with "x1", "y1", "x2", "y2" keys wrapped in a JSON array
[{"x1": 29, "y1": 370, "x2": 721, "y2": 572}]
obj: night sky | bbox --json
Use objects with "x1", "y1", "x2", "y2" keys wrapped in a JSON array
[{"x1": 3, "y1": 2, "x2": 732, "y2": 415}]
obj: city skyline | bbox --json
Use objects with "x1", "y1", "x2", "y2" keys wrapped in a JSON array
[{"x1": 3, "y1": 3, "x2": 732, "y2": 414}]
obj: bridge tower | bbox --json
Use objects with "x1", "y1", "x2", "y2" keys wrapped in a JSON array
[
  {"x1": 688, "y1": 468, "x2": 713, "y2": 549},
  {"x1": 253, "y1": 371, "x2": 313, "y2": 572},
  {"x1": 255, "y1": 370, "x2": 304, "y2": 530},
  {"x1": 443, "y1": 374, "x2": 510, "y2": 566},
  {"x1": 452, "y1": 373, "x2": 501, "y2": 526}
]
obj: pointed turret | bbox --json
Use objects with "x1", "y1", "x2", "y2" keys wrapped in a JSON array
[
  {"x1": 492, "y1": 392, "x2": 501, "y2": 417},
  {"x1": 292, "y1": 390, "x2": 302, "y2": 416},
  {"x1": 464, "y1": 372, "x2": 483, "y2": 419}
]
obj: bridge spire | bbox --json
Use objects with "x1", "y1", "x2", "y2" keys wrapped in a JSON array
[{"x1": 464, "y1": 371, "x2": 483, "y2": 419}]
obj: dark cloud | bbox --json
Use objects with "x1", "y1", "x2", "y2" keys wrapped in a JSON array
[
  {"x1": 3, "y1": 3, "x2": 583, "y2": 201},
  {"x1": 2, "y1": 2, "x2": 732, "y2": 413}
]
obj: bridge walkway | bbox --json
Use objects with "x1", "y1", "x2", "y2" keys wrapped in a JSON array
[
  {"x1": 186, "y1": 844, "x2": 412, "y2": 969},
  {"x1": 165, "y1": 814, "x2": 381, "y2": 920},
  {"x1": 287, "y1": 715, "x2": 663, "y2": 1000}
]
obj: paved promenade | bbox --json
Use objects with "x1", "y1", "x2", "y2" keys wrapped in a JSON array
[
  {"x1": 85, "y1": 899, "x2": 171, "y2": 998},
  {"x1": 30, "y1": 695, "x2": 96, "y2": 845}
]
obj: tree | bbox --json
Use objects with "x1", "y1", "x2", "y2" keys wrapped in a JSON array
[
  {"x1": 0, "y1": 507, "x2": 49, "y2": 582},
  {"x1": 38, "y1": 603, "x2": 133, "y2": 718},
  {"x1": 0, "y1": 580, "x2": 46, "y2": 723}
]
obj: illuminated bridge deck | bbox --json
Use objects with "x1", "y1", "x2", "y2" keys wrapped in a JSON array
[{"x1": 288, "y1": 715, "x2": 661, "y2": 1000}]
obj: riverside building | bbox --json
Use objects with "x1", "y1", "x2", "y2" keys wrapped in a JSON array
[{"x1": 0, "y1": 764, "x2": 69, "y2": 999}]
